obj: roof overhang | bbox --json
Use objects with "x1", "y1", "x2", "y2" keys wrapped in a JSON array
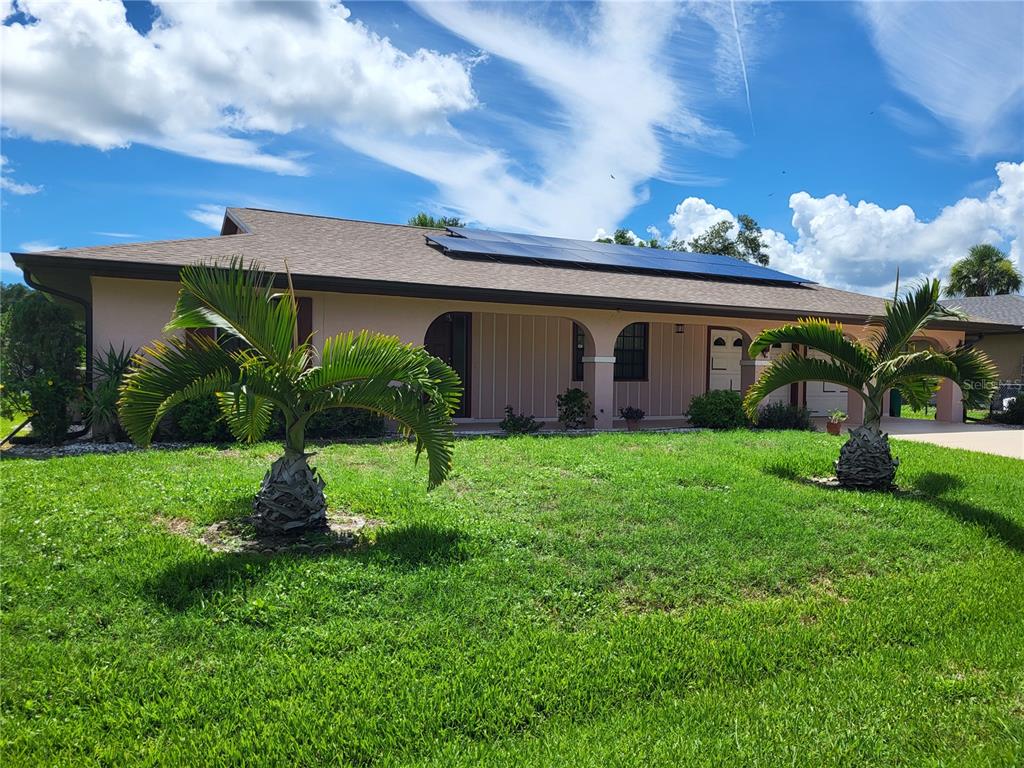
[{"x1": 15, "y1": 250, "x2": 1017, "y2": 334}]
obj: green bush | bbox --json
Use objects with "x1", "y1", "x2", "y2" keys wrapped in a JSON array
[
  {"x1": 305, "y1": 408, "x2": 386, "y2": 439},
  {"x1": 161, "y1": 396, "x2": 235, "y2": 443},
  {"x1": 87, "y1": 343, "x2": 134, "y2": 442},
  {"x1": 756, "y1": 402, "x2": 812, "y2": 431},
  {"x1": 0, "y1": 291, "x2": 82, "y2": 444},
  {"x1": 499, "y1": 406, "x2": 542, "y2": 434},
  {"x1": 992, "y1": 395, "x2": 1023, "y2": 426},
  {"x1": 686, "y1": 390, "x2": 747, "y2": 429},
  {"x1": 556, "y1": 387, "x2": 592, "y2": 430}
]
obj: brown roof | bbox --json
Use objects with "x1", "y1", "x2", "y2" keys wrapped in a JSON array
[{"x1": 11, "y1": 207, "x2": 1006, "y2": 329}]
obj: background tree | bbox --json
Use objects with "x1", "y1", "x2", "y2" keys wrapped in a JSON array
[
  {"x1": 408, "y1": 212, "x2": 466, "y2": 229},
  {"x1": 743, "y1": 280, "x2": 997, "y2": 490},
  {"x1": 672, "y1": 214, "x2": 769, "y2": 265},
  {"x1": 119, "y1": 260, "x2": 462, "y2": 536},
  {"x1": 595, "y1": 228, "x2": 660, "y2": 248},
  {"x1": 1, "y1": 283, "x2": 32, "y2": 315},
  {"x1": 0, "y1": 291, "x2": 83, "y2": 444},
  {"x1": 943, "y1": 244, "x2": 1022, "y2": 297}
]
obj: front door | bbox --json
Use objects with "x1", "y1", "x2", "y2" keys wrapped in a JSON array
[{"x1": 424, "y1": 313, "x2": 471, "y2": 417}]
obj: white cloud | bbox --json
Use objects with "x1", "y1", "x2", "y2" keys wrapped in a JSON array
[
  {"x1": 661, "y1": 161, "x2": 1023, "y2": 296},
  {"x1": 19, "y1": 240, "x2": 59, "y2": 253},
  {"x1": 0, "y1": 155, "x2": 42, "y2": 195},
  {"x1": 186, "y1": 204, "x2": 226, "y2": 232},
  {"x1": 859, "y1": 2, "x2": 1024, "y2": 155},
  {"x1": 93, "y1": 231, "x2": 139, "y2": 239},
  {"x1": 1, "y1": 252, "x2": 23, "y2": 280},
  {"x1": 344, "y1": 1, "x2": 755, "y2": 236},
  {"x1": 0, "y1": 0, "x2": 476, "y2": 175}
]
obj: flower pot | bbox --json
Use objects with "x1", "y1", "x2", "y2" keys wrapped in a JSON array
[
  {"x1": 826, "y1": 421, "x2": 842, "y2": 436},
  {"x1": 625, "y1": 419, "x2": 641, "y2": 431}
]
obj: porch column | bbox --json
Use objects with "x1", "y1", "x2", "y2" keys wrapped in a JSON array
[
  {"x1": 583, "y1": 355, "x2": 616, "y2": 430},
  {"x1": 740, "y1": 357, "x2": 771, "y2": 396},
  {"x1": 935, "y1": 380, "x2": 964, "y2": 423}
]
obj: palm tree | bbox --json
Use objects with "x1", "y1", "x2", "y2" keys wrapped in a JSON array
[
  {"x1": 944, "y1": 244, "x2": 1022, "y2": 297},
  {"x1": 743, "y1": 281, "x2": 997, "y2": 490},
  {"x1": 119, "y1": 259, "x2": 462, "y2": 535}
]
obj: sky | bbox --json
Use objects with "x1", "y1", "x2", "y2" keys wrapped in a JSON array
[{"x1": 1, "y1": 0, "x2": 1022, "y2": 297}]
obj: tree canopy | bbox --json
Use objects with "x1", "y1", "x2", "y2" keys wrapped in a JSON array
[
  {"x1": 943, "y1": 244, "x2": 1022, "y2": 297},
  {"x1": 408, "y1": 212, "x2": 466, "y2": 229},
  {"x1": 595, "y1": 228, "x2": 660, "y2": 248},
  {"x1": 671, "y1": 215, "x2": 769, "y2": 266}
]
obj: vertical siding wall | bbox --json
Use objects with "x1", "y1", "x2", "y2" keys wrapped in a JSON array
[
  {"x1": 469, "y1": 314, "x2": 708, "y2": 420},
  {"x1": 613, "y1": 323, "x2": 706, "y2": 417},
  {"x1": 471, "y1": 313, "x2": 576, "y2": 419}
]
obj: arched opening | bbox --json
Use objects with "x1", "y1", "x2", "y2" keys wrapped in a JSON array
[
  {"x1": 424, "y1": 312, "x2": 472, "y2": 417},
  {"x1": 707, "y1": 328, "x2": 749, "y2": 393}
]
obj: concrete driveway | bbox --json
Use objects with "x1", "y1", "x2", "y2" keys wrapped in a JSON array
[{"x1": 881, "y1": 417, "x2": 1023, "y2": 460}]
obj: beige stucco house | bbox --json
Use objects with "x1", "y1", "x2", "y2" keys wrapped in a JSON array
[
  {"x1": 940, "y1": 295, "x2": 1024, "y2": 387},
  {"x1": 14, "y1": 208, "x2": 1012, "y2": 429}
]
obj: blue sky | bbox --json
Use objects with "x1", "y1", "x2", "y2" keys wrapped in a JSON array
[{"x1": 2, "y1": 0, "x2": 1022, "y2": 295}]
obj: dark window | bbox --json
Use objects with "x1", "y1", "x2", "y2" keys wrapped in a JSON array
[
  {"x1": 713, "y1": 336, "x2": 726, "y2": 346},
  {"x1": 614, "y1": 322, "x2": 648, "y2": 381},
  {"x1": 572, "y1": 322, "x2": 585, "y2": 381},
  {"x1": 732, "y1": 338, "x2": 743, "y2": 347}
]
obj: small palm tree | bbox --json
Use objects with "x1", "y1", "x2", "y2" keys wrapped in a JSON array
[
  {"x1": 743, "y1": 280, "x2": 997, "y2": 489},
  {"x1": 944, "y1": 244, "x2": 1022, "y2": 297},
  {"x1": 119, "y1": 259, "x2": 462, "y2": 535}
]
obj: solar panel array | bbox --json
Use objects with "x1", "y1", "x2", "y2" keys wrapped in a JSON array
[{"x1": 425, "y1": 227, "x2": 812, "y2": 285}]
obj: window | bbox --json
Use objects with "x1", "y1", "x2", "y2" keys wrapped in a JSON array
[
  {"x1": 614, "y1": 322, "x2": 648, "y2": 381},
  {"x1": 713, "y1": 336, "x2": 726, "y2": 346},
  {"x1": 572, "y1": 323, "x2": 586, "y2": 381}
]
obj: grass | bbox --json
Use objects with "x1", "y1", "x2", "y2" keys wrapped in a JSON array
[
  {"x1": 901, "y1": 407, "x2": 990, "y2": 421},
  {"x1": 0, "y1": 411, "x2": 30, "y2": 439},
  {"x1": 2, "y1": 431, "x2": 1022, "y2": 766}
]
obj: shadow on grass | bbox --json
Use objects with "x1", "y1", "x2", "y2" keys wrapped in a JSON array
[
  {"x1": 144, "y1": 521, "x2": 469, "y2": 612},
  {"x1": 764, "y1": 463, "x2": 1024, "y2": 555}
]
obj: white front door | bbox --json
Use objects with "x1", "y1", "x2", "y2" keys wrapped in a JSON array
[
  {"x1": 805, "y1": 349, "x2": 848, "y2": 416},
  {"x1": 763, "y1": 342, "x2": 793, "y2": 406},
  {"x1": 709, "y1": 331, "x2": 743, "y2": 391}
]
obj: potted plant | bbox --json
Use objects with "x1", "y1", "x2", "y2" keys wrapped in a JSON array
[
  {"x1": 619, "y1": 406, "x2": 646, "y2": 431},
  {"x1": 826, "y1": 409, "x2": 847, "y2": 436}
]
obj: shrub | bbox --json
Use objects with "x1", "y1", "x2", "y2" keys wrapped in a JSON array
[
  {"x1": 556, "y1": 387, "x2": 592, "y2": 430},
  {"x1": 305, "y1": 408, "x2": 386, "y2": 439},
  {"x1": 499, "y1": 406, "x2": 542, "y2": 434},
  {"x1": 686, "y1": 390, "x2": 747, "y2": 429},
  {"x1": 992, "y1": 396, "x2": 1024, "y2": 426},
  {"x1": 87, "y1": 343, "x2": 134, "y2": 442},
  {"x1": 756, "y1": 402, "x2": 812, "y2": 431},
  {"x1": 0, "y1": 291, "x2": 82, "y2": 444},
  {"x1": 163, "y1": 396, "x2": 235, "y2": 443},
  {"x1": 619, "y1": 406, "x2": 645, "y2": 422}
]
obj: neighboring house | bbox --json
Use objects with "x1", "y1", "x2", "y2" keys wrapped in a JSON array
[
  {"x1": 940, "y1": 295, "x2": 1024, "y2": 386},
  {"x1": 13, "y1": 208, "x2": 1009, "y2": 429}
]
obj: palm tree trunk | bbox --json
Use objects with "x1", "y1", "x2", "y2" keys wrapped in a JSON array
[
  {"x1": 251, "y1": 417, "x2": 328, "y2": 535},
  {"x1": 835, "y1": 425, "x2": 899, "y2": 490}
]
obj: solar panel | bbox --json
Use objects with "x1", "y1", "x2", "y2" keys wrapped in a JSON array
[{"x1": 426, "y1": 228, "x2": 813, "y2": 284}]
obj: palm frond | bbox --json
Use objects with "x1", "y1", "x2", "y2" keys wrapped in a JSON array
[
  {"x1": 118, "y1": 334, "x2": 239, "y2": 446},
  {"x1": 164, "y1": 258, "x2": 297, "y2": 365},
  {"x1": 940, "y1": 345, "x2": 1000, "y2": 409},
  {"x1": 300, "y1": 331, "x2": 463, "y2": 415},
  {"x1": 216, "y1": 388, "x2": 276, "y2": 443},
  {"x1": 748, "y1": 318, "x2": 875, "y2": 375},
  {"x1": 743, "y1": 353, "x2": 863, "y2": 420},
  {"x1": 871, "y1": 280, "x2": 964, "y2": 360}
]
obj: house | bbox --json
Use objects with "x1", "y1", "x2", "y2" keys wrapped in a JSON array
[
  {"x1": 13, "y1": 208, "x2": 1011, "y2": 429},
  {"x1": 940, "y1": 294, "x2": 1024, "y2": 385}
]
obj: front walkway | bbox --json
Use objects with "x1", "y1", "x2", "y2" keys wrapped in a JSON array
[{"x1": 882, "y1": 417, "x2": 1023, "y2": 460}]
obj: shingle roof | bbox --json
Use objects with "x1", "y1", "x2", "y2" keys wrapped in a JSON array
[
  {"x1": 11, "y1": 206, "x2": 1005, "y2": 328},
  {"x1": 939, "y1": 295, "x2": 1024, "y2": 328}
]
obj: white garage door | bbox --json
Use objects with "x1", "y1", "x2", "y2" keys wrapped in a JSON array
[
  {"x1": 763, "y1": 342, "x2": 793, "y2": 406},
  {"x1": 709, "y1": 331, "x2": 743, "y2": 391},
  {"x1": 805, "y1": 349, "x2": 848, "y2": 416}
]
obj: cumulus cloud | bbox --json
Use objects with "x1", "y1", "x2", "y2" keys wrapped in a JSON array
[
  {"x1": 859, "y1": 2, "x2": 1024, "y2": 155},
  {"x1": 186, "y1": 204, "x2": 227, "y2": 232},
  {"x1": 0, "y1": 0, "x2": 476, "y2": 174},
  {"x1": 1, "y1": 252, "x2": 23, "y2": 280},
  {"x1": 345, "y1": 1, "x2": 756, "y2": 236},
  {"x1": 0, "y1": 155, "x2": 41, "y2": 195},
  {"x1": 661, "y1": 161, "x2": 1023, "y2": 296},
  {"x1": 19, "y1": 240, "x2": 59, "y2": 253}
]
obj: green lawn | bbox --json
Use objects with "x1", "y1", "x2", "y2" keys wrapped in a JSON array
[
  {"x1": 0, "y1": 411, "x2": 30, "y2": 439},
  {"x1": 2, "y1": 431, "x2": 1022, "y2": 766},
  {"x1": 901, "y1": 407, "x2": 990, "y2": 421}
]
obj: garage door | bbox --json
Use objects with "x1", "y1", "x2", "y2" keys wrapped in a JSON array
[
  {"x1": 805, "y1": 349, "x2": 847, "y2": 416},
  {"x1": 762, "y1": 342, "x2": 793, "y2": 406}
]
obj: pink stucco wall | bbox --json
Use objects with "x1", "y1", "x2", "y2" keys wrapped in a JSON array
[{"x1": 90, "y1": 276, "x2": 969, "y2": 425}]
